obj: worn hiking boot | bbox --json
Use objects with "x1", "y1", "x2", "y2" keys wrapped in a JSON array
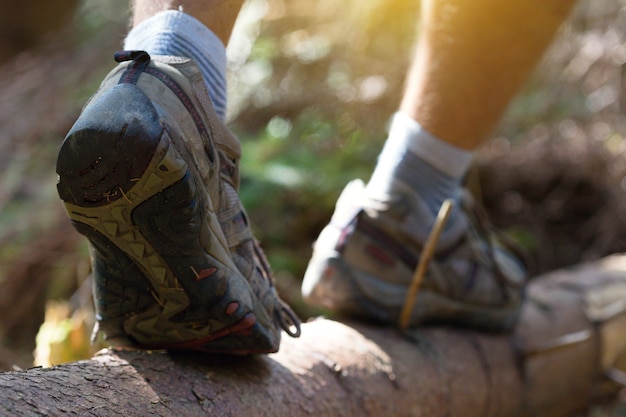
[
  {"x1": 56, "y1": 51, "x2": 300, "y2": 354},
  {"x1": 302, "y1": 179, "x2": 526, "y2": 331}
]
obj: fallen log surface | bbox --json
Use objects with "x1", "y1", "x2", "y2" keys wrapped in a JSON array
[{"x1": 2, "y1": 255, "x2": 626, "y2": 417}]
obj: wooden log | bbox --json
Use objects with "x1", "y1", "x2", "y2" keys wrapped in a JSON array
[{"x1": 1, "y1": 255, "x2": 625, "y2": 417}]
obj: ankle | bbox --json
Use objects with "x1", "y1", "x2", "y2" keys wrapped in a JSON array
[{"x1": 367, "y1": 113, "x2": 472, "y2": 214}]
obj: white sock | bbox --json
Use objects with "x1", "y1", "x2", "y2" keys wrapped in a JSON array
[
  {"x1": 123, "y1": 10, "x2": 228, "y2": 120},
  {"x1": 367, "y1": 112, "x2": 474, "y2": 213},
  {"x1": 365, "y1": 112, "x2": 475, "y2": 246}
]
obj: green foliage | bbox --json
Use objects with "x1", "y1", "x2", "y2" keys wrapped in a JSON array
[
  {"x1": 227, "y1": 0, "x2": 626, "y2": 289},
  {"x1": 72, "y1": 0, "x2": 128, "y2": 37},
  {"x1": 227, "y1": 0, "x2": 421, "y2": 279},
  {"x1": 235, "y1": 110, "x2": 378, "y2": 277}
]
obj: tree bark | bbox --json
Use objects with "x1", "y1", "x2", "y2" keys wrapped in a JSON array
[{"x1": 2, "y1": 255, "x2": 626, "y2": 417}]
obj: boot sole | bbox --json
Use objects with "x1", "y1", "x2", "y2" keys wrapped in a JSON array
[{"x1": 57, "y1": 83, "x2": 279, "y2": 354}]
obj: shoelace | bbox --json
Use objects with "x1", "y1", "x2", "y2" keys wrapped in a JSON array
[
  {"x1": 251, "y1": 242, "x2": 302, "y2": 338},
  {"x1": 463, "y1": 193, "x2": 529, "y2": 292},
  {"x1": 399, "y1": 199, "x2": 454, "y2": 329},
  {"x1": 398, "y1": 195, "x2": 528, "y2": 329}
]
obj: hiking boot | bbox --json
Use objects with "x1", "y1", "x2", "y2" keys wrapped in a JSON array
[
  {"x1": 302, "y1": 179, "x2": 526, "y2": 331},
  {"x1": 56, "y1": 50, "x2": 300, "y2": 354}
]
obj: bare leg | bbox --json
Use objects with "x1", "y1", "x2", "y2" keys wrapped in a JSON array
[
  {"x1": 401, "y1": 0, "x2": 577, "y2": 150},
  {"x1": 367, "y1": 0, "x2": 577, "y2": 232}
]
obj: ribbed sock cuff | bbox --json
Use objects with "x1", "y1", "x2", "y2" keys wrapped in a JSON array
[
  {"x1": 124, "y1": 10, "x2": 227, "y2": 120},
  {"x1": 388, "y1": 112, "x2": 474, "y2": 179},
  {"x1": 366, "y1": 112, "x2": 475, "y2": 221}
]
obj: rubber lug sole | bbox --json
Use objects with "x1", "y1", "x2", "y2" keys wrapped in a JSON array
[{"x1": 57, "y1": 83, "x2": 279, "y2": 353}]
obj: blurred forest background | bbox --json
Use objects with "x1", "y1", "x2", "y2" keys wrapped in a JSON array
[{"x1": 0, "y1": 0, "x2": 624, "y2": 414}]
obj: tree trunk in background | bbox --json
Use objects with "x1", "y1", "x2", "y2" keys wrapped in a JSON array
[{"x1": 1, "y1": 255, "x2": 625, "y2": 417}]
